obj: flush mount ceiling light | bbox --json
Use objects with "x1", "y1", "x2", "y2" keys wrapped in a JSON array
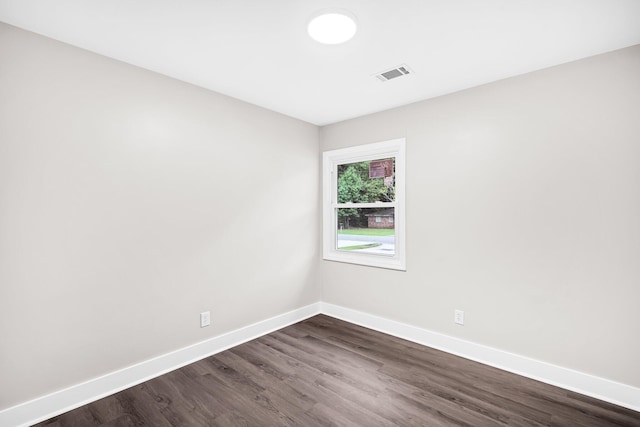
[{"x1": 308, "y1": 10, "x2": 357, "y2": 45}]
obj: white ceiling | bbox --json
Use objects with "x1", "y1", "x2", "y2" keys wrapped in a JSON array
[{"x1": 1, "y1": 0, "x2": 639, "y2": 125}]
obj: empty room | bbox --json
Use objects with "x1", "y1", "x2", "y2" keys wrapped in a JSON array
[{"x1": 1, "y1": 1, "x2": 639, "y2": 426}]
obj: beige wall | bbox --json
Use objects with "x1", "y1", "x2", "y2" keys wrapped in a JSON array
[
  {"x1": 0, "y1": 23, "x2": 320, "y2": 409},
  {"x1": 320, "y1": 45, "x2": 640, "y2": 388},
  {"x1": 2, "y1": 19, "x2": 639, "y2": 413}
]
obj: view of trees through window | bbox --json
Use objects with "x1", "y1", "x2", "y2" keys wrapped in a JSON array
[{"x1": 336, "y1": 159, "x2": 396, "y2": 255}]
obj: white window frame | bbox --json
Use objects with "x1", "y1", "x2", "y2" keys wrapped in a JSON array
[{"x1": 322, "y1": 138, "x2": 406, "y2": 271}]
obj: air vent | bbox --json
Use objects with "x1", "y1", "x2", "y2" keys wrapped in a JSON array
[{"x1": 375, "y1": 64, "x2": 412, "y2": 82}]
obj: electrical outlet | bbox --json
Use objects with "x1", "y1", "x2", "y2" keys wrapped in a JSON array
[
  {"x1": 454, "y1": 309, "x2": 464, "y2": 326},
  {"x1": 200, "y1": 311, "x2": 211, "y2": 328}
]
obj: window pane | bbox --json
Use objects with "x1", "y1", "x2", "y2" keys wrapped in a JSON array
[
  {"x1": 336, "y1": 208, "x2": 395, "y2": 255},
  {"x1": 337, "y1": 158, "x2": 395, "y2": 203}
]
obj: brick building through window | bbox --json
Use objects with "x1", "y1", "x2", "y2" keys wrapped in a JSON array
[{"x1": 365, "y1": 208, "x2": 394, "y2": 229}]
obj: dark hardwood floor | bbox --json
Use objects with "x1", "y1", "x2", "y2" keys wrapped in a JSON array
[{"x1": 34, "y1": 315, "x2": 640, "y2": 426}]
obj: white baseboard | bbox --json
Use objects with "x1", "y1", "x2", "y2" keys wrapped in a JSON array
[
  {"x1": 320, "y1": 302, "x2": 640, "y2": 413},
  {"x1": 0, "y1": 303, "x2": 321, "y2": 427},
  {"x1": 3, "y1": 301, "x2": 638, "y2": 426}
]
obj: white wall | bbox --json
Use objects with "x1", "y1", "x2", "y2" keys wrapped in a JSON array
[
  {"x1": 0, "y1": 23, "x2": 320, "y2": 410},
  {"x1": 320, "y1": 45, "x2": 640, "y2": 388}
]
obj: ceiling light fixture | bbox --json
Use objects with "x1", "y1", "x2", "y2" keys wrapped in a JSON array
[{"x1": 308, "y1": 10, "x2": 357, "y2": 45}]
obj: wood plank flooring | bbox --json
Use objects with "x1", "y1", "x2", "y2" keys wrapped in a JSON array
[{"x1": 34, "y1": 315, "x2": 640, "y2": 426}]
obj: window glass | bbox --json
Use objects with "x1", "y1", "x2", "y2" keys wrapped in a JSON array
[
  {"x1": 322, "y1": 138, "x2": 406, "y2": 270},
  {"x1": 337, "y1": 159, "x2": 395, "y2": 203},
  {"x1": 336, "y1": 208, "x2": 395, "y2": 255}
]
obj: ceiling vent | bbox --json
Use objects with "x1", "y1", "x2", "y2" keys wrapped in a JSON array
[{"x1": 374, "y1": 64, "x2": 412, "y2": 82}]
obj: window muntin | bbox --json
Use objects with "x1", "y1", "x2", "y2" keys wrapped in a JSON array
[{"x1": 323, "y1": 138, "x2": 405, "y2": 270}]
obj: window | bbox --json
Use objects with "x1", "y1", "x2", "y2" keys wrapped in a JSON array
[{"x1": 322, "y1": 138, "x2": 406, "y2": 270}]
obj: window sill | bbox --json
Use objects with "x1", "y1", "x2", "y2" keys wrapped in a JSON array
[{"x1": 322, "y1": 252, "x2": 406, "y2": 271}]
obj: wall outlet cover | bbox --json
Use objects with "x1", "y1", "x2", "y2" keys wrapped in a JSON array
[{"x1": 200, "y1": 311, "x2": 211, "y2": 327}]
